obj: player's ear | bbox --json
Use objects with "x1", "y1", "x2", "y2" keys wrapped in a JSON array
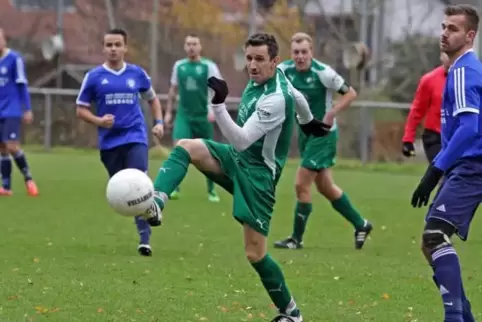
[
  {"x1": 467, "y1": 30, "x2": 476, "y2": 43},
  {"x1": 272, "y1": 56, "x2": 281, "y2": 66}
]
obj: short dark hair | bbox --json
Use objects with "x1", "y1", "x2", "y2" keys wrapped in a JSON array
[
  {"x1": 186, "y1": 33, "x2": 200, "y2": 39},
  {"x1": 105, "y1": 28, "x2": 128, "y2": 44},
  {"x1": 244, "y1": 33, "x2": 278, "y2": 59},
  {"x1": 444, "y1": 4, "x2": 479, "y2": 32}
]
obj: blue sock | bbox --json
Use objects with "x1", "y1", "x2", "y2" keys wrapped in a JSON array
[
  {"x1": 134, "y1": 216, "x2": 151, "y2": 245},
  {"x1": 431, "y1": 247, "x2": 464, "y2": 322},
  {"x1": 431, "y1": 265, "x2": 474, "y2": 322},
  {"x1": 13, "y1": 150, "x2": 32, "y2": 181},
  {"x1": 0, "y1": 154, "x2": 12, "y2": 189}
]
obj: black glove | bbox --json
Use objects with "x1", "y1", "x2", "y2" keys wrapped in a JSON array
[
  {"x1": 207, "y1": 77, "x2": 229, "y2": 104},
  {"x1": 402, "y1": 141, "x2": 416, "y2": 157},
  {"x1": 411, "y1": 165, "x2": 444, "y2": 208},
  {"x1": 299, "y1": 119, "x2": 332, "y2": 137}
]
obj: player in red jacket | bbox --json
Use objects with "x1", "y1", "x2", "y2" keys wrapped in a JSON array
[{"x1": 402, "y1": 53, "x2": 450, "y2": 162}]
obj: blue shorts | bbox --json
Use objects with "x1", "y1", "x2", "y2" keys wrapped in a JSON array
[
  {"x1": 425, "y1": 158, "x2": 482, "y2": 241},
  {"x1": 0, "y1": 118, "x2": 21, "y2": 143},
  {"x1": 100, "y1": 143, "x2": 148, "y2": 177}
]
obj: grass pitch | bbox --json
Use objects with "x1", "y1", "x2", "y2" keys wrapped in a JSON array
[{"x1": 0, "y1": 149, "x2": 481, "y2": 322}]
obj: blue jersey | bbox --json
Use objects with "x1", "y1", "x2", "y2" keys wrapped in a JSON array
[
  {"x1": 441, "y1": 49, "x2": 482, "y2": 160},
  {"x1": 0, "y1": 49, "x2": 30, "y2": 118},
  {"x1": 76, "y1": 63, "x2": 153, "y2": 150}
]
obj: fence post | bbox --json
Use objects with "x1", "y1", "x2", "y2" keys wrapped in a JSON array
[
  {"x1": 44, "y1": 93, "x2": 52, "y2": 151},
  {"x1": 359, "y1": 105, "x2": 370, "y2": 165}
]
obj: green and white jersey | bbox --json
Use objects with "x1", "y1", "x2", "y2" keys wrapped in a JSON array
[
  {"x1": 170, "y1": 57, "x2": 221, "y2": 121},
  {"x1": 234, "y1": 69, "x2": 295, "y2": 178},
  {"x1": 278, "y1": 59, "x2": 346, "y2": 130}
]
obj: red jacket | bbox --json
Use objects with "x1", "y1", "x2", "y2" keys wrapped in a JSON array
[{"x1": 402, "y1": 66, "x2": 446, "y2": 142}]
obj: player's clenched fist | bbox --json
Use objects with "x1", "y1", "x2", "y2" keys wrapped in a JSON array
[
  {"x1": 207, "y1": 77, "x2": 229, "y2": 104},
  {"x1": 152, "y1": 123, "x2": 164, "y2": 139},
  {"x1": 98, "y1": 114, "x2": 115, "y2": 128}
]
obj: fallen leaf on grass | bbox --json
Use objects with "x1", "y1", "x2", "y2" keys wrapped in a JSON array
[
  {"x1": 97, "y1": 308, "x2": 104, "y2": 313},
  {"x1": 382, "y1": 293, "x2": 390, "y2": 300},
  {"x1": 8, "y1": 295, "x2": 18, "y2": 300},
  {"x1": 33, "y1": 258, "x2": 40, "y2": 263}
]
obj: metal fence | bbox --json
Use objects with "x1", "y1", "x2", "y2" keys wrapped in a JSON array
[{"x1": 27, "y1": 87, "x2": 411, "y2": 164}]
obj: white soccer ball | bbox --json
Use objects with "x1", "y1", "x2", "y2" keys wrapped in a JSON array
[{"x1": 106, "y1": 168, "x2": 154, "y2": 217}]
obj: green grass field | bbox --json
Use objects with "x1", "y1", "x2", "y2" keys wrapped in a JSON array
[{"x1": 1, "y1": 149, "x2": 481, "y2": 322}]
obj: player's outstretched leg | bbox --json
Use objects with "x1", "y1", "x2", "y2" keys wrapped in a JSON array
[
  {"x1": 152, "y1": 139, "x2": 222, "y2": 210},
  {"x1": 315, "y1": 169, "x2": 372, "y2": 249},
  {"x1": 422, "y1": 219, "x2": 471, "y2": 322},
  {"x1": 245, "y1": 225, "x2": 302, "y2": 322},
  {"x1": 0, "y1": 148, "x2": 12, "y2": 196},
  {"x1": 274, "y1": 167, "x2": 315, "y2": 249}
]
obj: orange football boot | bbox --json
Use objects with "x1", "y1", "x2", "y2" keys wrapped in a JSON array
[
  {"x1": 0, "y1": 187, "x2": 12, "y2": 196},
  {"x1": 25, "y1": 180, "x2": 39, "y2": 196}
]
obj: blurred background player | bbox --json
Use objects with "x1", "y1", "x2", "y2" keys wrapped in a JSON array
[
  {"x1": 402, "y1": 52, "x2": 449, "y2": 162},
  {"x1": 275, "y1": 32, "x2": 372, "y2": 250},
  {"x1": 411, "y1": 5, "x2": 481, "y2": 321},
  {"x1": 164, "y1": 34, "x2": 221, "y2": 202},
  {"x1": 0, "y1": 28, "x2": 38, "y2": 197},
  {"x1": 76, "y1": 28, "x2": 164, "y2": 257}
]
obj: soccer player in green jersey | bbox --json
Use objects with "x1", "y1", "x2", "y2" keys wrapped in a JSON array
[
  {"x1": 274, "y1": 32, "x2": 373, "y2": 250},
  {"x1": 165, "y1": 34, "x2": 221, "y2": 202},
  {"x1": 150, "y1": 33, "x2": 332, "y2": 322}
]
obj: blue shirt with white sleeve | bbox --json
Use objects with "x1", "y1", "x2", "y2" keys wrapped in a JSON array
[
  {"x1": 434, "y1": 49, "x2": 482, "y2": 171},
  {"x1": 76, "y1": 63, "x2": 153, "y2": 150},
  {"x1": 0, "y1": 49, "x2": 31, "y2": 118}
]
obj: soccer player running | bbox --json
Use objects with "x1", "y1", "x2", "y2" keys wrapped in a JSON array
[
  {"x1": 76, "y1": 29, "x2": 164, "y2": 257},
  {"x1": 274, "y1": 32, "x2": 373, "y2": 250},
  {"x1": 150, "y1": 33, "x2": 331, "y2": 322},
  {"x1": 402, "y1": 52, "x2": 450, "y2": 162},
  {"x1": 164, "y1": 34, "x2": 221, "y2": 202},
  {"x1": 0, "y1": 28, "x2": 39, "y2": 196},
  {"x1": 411, "y1": 5, "x2": 481, "y2": 321}
]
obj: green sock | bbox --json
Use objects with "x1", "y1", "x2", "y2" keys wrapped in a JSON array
[
  {"x1": 153, "y1": 146, "x2": 191, "y2": 208},
  {"x1": 206, "y1": 178, "x2": 214, "y2": 194},
  {"x1": 292, "y1": 202, "x2": 312, "y2": 242},
  {"x1": 331, "y1": 192, "x2": 365, "y2": 229},
  {"x1": 251, "y1": 254, "x2": 300, "y2": 317}
]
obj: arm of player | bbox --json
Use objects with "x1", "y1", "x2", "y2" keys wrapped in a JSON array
[
  {"x1": 14, "y1": 57, "x2": 32, "y2": 112},
  {"x1": 138, "y1": 68, "x2": 163, "y2": 124},
  {"x1": 433, "y1": 67, "x2": 480, "y2": 171},
  {"x1": 287, "y1": 81, "x2": 313, "y2": 124},
  {"x1": 207, "y1": 62, "x2": 223, "y2": 116},
  {"x1": 75, "y1": 72, "x2": 104, "y2": 126},
  {"x1": 212, "y1": 94, "x2": 285, "y2": 152},
  {"x1": 402, "y1": 75, "x2": 431, "y2": 143},
  {"x1": 317, "y1": 66, "x2": 357, "y2": 117},
  {"x1": 166, "y1": 62, "x2": 179, "y2": 123}
]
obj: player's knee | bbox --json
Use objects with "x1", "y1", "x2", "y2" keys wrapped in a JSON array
[
  {"x1": 177, "y1": 139, "x2": 201, "y2": 157},
  {"x1": 245, "y1": 249, "x2": 265, "y2": 263},
  {"x1": 294, "y1": 181, "x2": 311, "y2": 201},
  {"x1": 5, "y1": 142, "x2": 19, "y2": 154},
  {"x1": 422, "y1": 229, "x2": 452, "y2": 252}
]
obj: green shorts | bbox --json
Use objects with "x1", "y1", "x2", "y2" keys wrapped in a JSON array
[
  {"x1": 298, "y1": 129, "x2": 338, "y2": 171},
  {"x1": 173, "y1": 115, "x2": 214, "y2": 141},
  {"x1": 201, "y1": 139, "x2": 276, "y2": 236}
]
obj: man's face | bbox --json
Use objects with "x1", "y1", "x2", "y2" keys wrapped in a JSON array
[
  {"x1": 245, "y1": 44, "x2": 279, "y2": 84},
  {"x1": 291, "y1": 40, "x2": 312, "y2": 71},
  {"x1": 184, "y1": 36, "x2": 201, "y2": 58},
  {"x1": 440, "y1": 14, "x2": 475, "y2": 56},
  {"x1": 0, "y1": 29, "x2": 6, "y2": 53},
  {"x1": 103, "y1": 34, "x2": 127, "y2": 63}
]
